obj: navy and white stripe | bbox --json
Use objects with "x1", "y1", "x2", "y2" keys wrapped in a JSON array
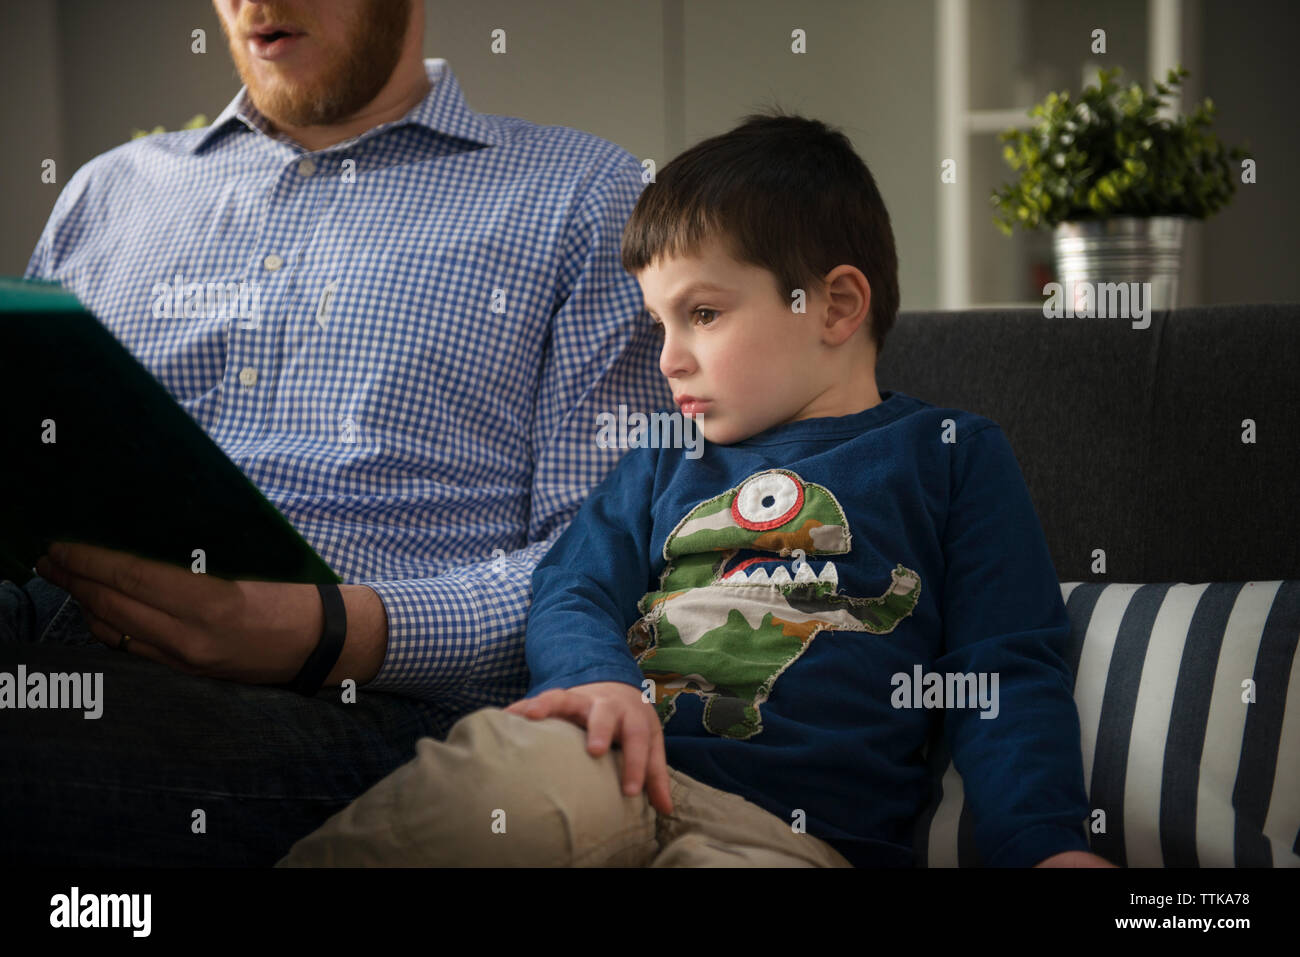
[
  {"x1": 919, "y1": 581, "x2": 1300, "y2": 867},
  {"x1": 24, "y1": 58, "x2": 672, "y2": 710}
]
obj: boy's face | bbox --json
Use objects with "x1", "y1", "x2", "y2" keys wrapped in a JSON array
[{"x1": 638, "y1": 242, "x2": 851, "y2": 446}]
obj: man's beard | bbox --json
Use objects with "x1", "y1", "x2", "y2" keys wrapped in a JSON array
[{"x1": 225, "y1": 0, "x2": 413, "y2": 129}]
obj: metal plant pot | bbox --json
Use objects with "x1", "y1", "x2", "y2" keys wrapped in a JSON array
[{"x1": 1052, "y1": 216, "x2": 1186, "y2": 313}]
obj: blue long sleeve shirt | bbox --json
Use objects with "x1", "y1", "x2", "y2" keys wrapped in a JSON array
[
  {"x1": 524, "y1": 390, "x2": 1092, "y2": 867},
  {"x1": 23, "y1": 58, "x2": 671, "y2": 710}
]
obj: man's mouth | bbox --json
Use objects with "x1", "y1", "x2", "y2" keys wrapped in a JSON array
[{"x1": 248, "y1": 25, "x2": 305, "y2": 58}]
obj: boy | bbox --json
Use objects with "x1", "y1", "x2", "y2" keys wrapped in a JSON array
[{"x1": 281, "y1": 112, "x2": 1112, "y2": 868}]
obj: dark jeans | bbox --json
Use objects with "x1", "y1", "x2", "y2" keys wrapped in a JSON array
[{"x1": 0, "y1": 574, "x2": 454, "y2": 866}]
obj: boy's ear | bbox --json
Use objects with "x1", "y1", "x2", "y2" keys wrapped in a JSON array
[{"x1": 819, "y1": 265, "x2": 872, "y2": 348}]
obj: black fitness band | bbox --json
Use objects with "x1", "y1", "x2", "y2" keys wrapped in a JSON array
[{"x1": 282, "y1": 582, "x2": 347, "y2": 696}]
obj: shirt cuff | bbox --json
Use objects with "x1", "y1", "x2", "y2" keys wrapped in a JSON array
[
  {"x1": 986, "y1": 821, "x2": 1092, "y2": 867},
  {"x1": 527, "y1": 663, "x2": 645, "y2": 697},
  {"x1": 362, "y1": 575, "x2": 489, "y2": 699}
]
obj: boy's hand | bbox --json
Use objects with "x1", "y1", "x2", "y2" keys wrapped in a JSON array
[
  {"x1": 504, "y1": 681, "x2": 674, "y2": 816},
  {"x1": 1033, "y1": 850, "x2": 1117, "y2": 867}
]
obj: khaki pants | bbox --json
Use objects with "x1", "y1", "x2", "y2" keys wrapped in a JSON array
[{"x1": 278, "y1": 706, "x2": 852, "y2": 867}]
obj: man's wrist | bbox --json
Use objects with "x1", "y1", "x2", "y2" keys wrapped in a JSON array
[
  {"x1": 281, "y1": 584, "x2": 349, "y2": 696},
  {"x1": 327, "y1": 584, "x2": 389, "y2": 686}
]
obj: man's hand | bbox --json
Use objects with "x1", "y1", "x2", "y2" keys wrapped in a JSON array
[
  {"x1": 504, "y1": 681, "x2": 674, "y2": 816},
  {"x1": 1033, "y1": 850, "x2": 1117, "y2": 867},
  {"x1": 33, "y1": 541, "x2": 388, "y2": 686}
]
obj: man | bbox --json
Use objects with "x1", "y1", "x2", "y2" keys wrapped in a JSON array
[{"x1": 0, "y1": 0, "x2": 669, "y2": 865}]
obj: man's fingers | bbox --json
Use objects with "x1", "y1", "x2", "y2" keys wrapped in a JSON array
[
  {"x1": 43, "y1": 565, "x2": 196, "y2": 666},
  {"x1": 50, "y1": 568, "x2": 182, "y2": 646},
  {"x1": 81, "y1": 612, "x2": 199, "y2": 675},
  {"x1": 41, "y1": 542, "x2": 213, "y2": 621},
  {"x1": 81, "y1": 612, "x2": 128, "y2": 650},
  {"x1": 37, "y1": 553, "x2": 186, "y2": 647}
]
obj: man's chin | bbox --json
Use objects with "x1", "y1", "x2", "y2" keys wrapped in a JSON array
[{"x1": 248, "y1": 85, "x2": 340, "y2": 129}]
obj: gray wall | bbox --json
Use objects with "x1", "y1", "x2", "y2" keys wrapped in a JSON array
[
  {"x1": 0, "y1": 0, "x2": 64, "y2": 279},
  {"x1": 679, "y1": 0, "x2": 936, "y2": 320},
  {"x1": 1, "y1": 0, "x2": 1294, "y2": 307},
  {"x1": 1200, "y1": 0, "x2": 1299, "y2": 304}
]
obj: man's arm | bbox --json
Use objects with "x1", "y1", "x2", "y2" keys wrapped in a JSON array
[
  {"x1": 35, "y1": 543, "x2": 385, "y2": 686},
  {"x1": 361, "y1": 151, "x2": 672, "y2": 706},
  {"x1": 934, "y1": 423, "x2": 1100, "y2": 867},
  {"x1": 27, "y1": 151, "x2": 670, "y2": 706}
]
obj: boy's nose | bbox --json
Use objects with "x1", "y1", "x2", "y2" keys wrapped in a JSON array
[{"x1": 658, "y1": 333, "x2": 695, "y2": 380}]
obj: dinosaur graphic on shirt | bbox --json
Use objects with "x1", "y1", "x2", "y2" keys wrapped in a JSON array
[{"x1": 627, "y1": 468, "x2": 921, "y2": 739}]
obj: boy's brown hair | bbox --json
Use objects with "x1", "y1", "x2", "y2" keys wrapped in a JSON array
[{"x1": 621, "y1": 110, "x2": 900, "y2": 357}]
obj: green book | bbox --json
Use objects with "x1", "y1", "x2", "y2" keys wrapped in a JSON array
[{"x1": 0, "y1": 276, "x2": 341, "y2": 586}]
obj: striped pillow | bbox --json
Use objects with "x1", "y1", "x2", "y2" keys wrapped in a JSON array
[{"x1": 915, "y1": 581, "x2": 1300, "y2": 867}]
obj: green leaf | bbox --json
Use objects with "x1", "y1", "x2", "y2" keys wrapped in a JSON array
[
  {"x1": 1123, "y1": 158, "x2": 1146, "y2": 177},
  {"x1": 989, "y1": 64, "x2": 1243, "y2": 232}
]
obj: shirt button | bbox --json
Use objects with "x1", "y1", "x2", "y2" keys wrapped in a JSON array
[
  {"x1": 239, "y1": 367, "x2": 258, "y2": 388},
  {"x1": 297, "y1": 158, "x2": 317, "y2": 177},
  {"x1": 264, "y1": 254, "x2": 283, "y2": 271}
]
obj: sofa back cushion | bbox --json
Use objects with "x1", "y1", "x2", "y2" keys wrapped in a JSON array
[
  {"x1": 915, "y1": 580, "x2": 1300, "y2": 867},
  {"x1": 877, "y1": 305, "x2": 1300, "y2": 582}
]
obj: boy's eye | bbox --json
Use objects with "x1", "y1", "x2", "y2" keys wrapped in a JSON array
[{"x1": 649, "y1": 309, "x2": 717, "y2": 335}]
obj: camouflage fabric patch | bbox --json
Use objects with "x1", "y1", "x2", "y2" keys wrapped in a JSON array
[{"x1": 629, "y1": 469, "x2": 921, "y2": 739}]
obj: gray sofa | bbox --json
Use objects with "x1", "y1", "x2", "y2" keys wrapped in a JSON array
[{"x1": 876, "y1": 303, "x2": 1300, "y2": 867}]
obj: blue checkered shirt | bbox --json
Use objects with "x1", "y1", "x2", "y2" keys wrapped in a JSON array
[{"x1": 24, "y1": 58, "x2": 671, "y2": 712}]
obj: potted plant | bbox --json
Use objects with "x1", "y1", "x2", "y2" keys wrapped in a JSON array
[
  {"x1": 130, "y1": 114, "x2": 208, "y2": 140},
  {"x1": 992, "y1": 65, "x2": 1249, "y2": 311}
]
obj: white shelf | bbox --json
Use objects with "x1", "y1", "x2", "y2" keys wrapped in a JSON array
[{"x1": 936, "y1": 0, "x2": 1186, "y2": 309}]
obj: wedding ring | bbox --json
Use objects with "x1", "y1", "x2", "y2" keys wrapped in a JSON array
[{"x1": 120, "y1": 634, "x2": 132, "y2": 652}]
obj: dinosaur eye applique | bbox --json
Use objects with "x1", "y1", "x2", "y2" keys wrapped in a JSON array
[{"x1": 731, "y1": 471, "x2": 804, "y2": 530}]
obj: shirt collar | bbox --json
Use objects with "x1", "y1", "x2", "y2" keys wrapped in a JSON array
[{"x1": 188, "y1": 58, "x2": 501, "y2": 155}]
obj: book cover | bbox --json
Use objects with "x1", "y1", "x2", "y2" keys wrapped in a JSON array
[{"x1": 0, "y1": 277, "x2": 341, "y2": 586}]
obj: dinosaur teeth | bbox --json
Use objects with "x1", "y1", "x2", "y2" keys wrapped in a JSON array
[{"x1": 725, "y1": 560, "x2": 836, "y2": 586}]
